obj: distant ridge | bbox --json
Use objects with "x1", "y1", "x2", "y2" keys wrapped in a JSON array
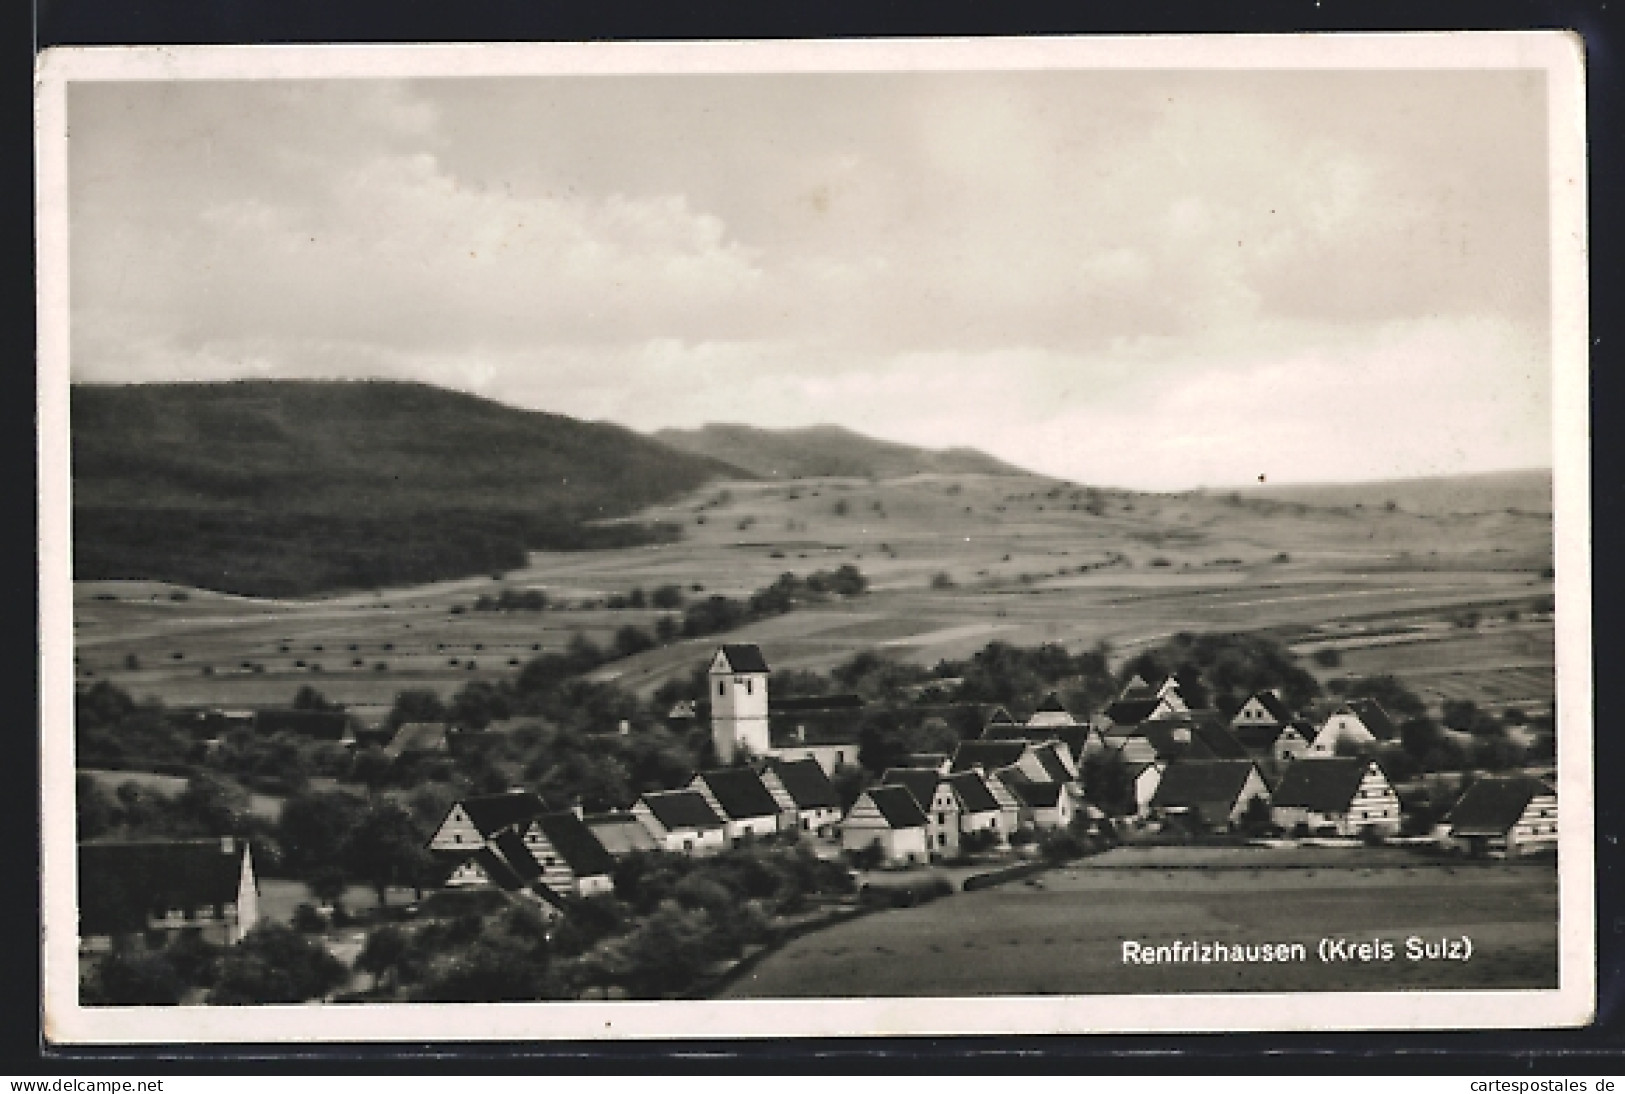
[
  {"x1": 653, "y1": 422, "x2": 1028, "y2": 481},
  {"x1": 1237, "y1": 468, "x2": 1552, "y2": 516},
  {"x1": 71, "y1": 380, "x2": 749, "y2": 596}
]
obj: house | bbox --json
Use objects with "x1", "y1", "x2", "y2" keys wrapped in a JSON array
[
  {"x1": 427, "y1": 790, "x2": 551, "y2": 853},
  {"x1": 1446, "y1": 776, "x2": 1558, "y2": 856},
  {"x1": 1026, "y1": 691, "x2": 1079, "y2": 730},
  {"x1": 631, "y1": 790, "x2": 729, "y2": 855},
  {"x1": 709, "y1": 644, "x2": 772, "y2": 764},
  {"x1": 513, "y1": 810, "x2": 617, "y2": 897},
  {"x1": 840, "y1": 785, "x2": 930, "y2": 865},
  {"x1": 950, "y1": 740, "x2": 1062, "y2": 786},
  {"x1": 384, "y1": 721, "x2": 450, "y2": 761},
  {"x1": 946, "y1": 770, "x2": 1006, "y2": 840},
  {"x1": 687, "y1": 768, "x2": 783, "y2": 844},
  {"x1": 1100, "y1": 693, "x2": 1186, "y2": 730},
  {"x1": 1273, "y1": 721, "x2": 1316, "y2": 764},
  {"x1": 1031, "y1": 740, "x2": 1080, "y2": 782},
  {"x1": 981, "y1": 764, "x2": 1025, "y2": 831},
  {"x1": 1103, "y1": 720, "x2": 1216, "y2": 767},
  {"x1": 78, "y1": 837, "x2": 259, "y2": 951},
  {"x1": 435, "y1": 842, "x2": 567, "y2": 917},
  {"x1": 760, "y1": 757, "x2": 844, "y2": 836},
  {"x1": 883, "y1": 767, "x2": 960, "y2": 856},
  {"x1": 997, "y1": 770, "x2": 1079, "y2": 830},
  {"x1": 1150, "y1": 760, "x2": 1271, "y2": 831},
  {"x1": 1270, "y1": 757, "x2": 1401, "y2": 836},
  {"x1": 585, "y1": 811, "x2": 661, "y2": 857},
  {"x1": 1309, "y1": 699, "x2": 1399, "y2": 755},
  {"x1": 1233, "y1": 708, "x2": 1315, "y2": 762},
  {"x1": 1127, "y1": 760, "x2": 1166, "y2": 817},
  {"x1": 765, "y1": 701, "x2": 864, "y2": 775},
  {"x1": 1119, "y1": 673, "x2": 1184, "y2": 702}
]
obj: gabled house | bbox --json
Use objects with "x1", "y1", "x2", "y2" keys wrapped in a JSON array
[
  {"x1": 1270, "y1": 757, "x2": 1400, "y2": 836},
  {"x1": 687, "y1": 768, "x2": 783, "y2": 844},
  {"x1": 1230, "y1": 691, "x2": 1294, "y2": 733},
  {"x1": 1127, "y1": 760, "x2": 1166, "y2": 817},
  {"x1": 950, "y1": 740, "x2": 1060, "y2": 786},
  {"x1": 1100, "y1": 694, "x2": 1185, "y2": 730},
  {"x1": 428, "y1": 791, "x2": 551, "y2": 853},
  {"x1": 997, "y1": 770, "x2": 1079, "y2": 831},
  {"x1": 1150, "y1": 760, "x2": 1271, "y2": 831},
  {"x1": 883, "y1": 767, "x2": 959, "y2": 856},
  {"x1": 1026, "y1": 691, "x2": 1079, "y2": 730},
  {"x1": 1119, "y1": 673, "x2": 1185, "y2": 703},
  {"x1": 1103, "y1": 720, "x2": 1216, "y2": 767},
  {"x1": 981, "y1": 764, "x2": 1025, "y2": 832},
  {"x1": 840, "y1": 785, "x2": 929, "y2": 865},
  {"x1": 981, "y1": 706, "x2": 1022, "y2": 737},
  {"x1": 631, "y1": 790, "x2": 728, "y2": 855},
  {"x1": 760, "y1": 757, "x2": 844, "y2": 836},
  {"x1": 585, "y1": 811, "x2": 661, "y2": 858},
  {"x1": 1031, "y1": 740, "x2": 1080, "y2": 783},
  {"x1": 1309, "y1": 699, "x2": 1399, "y2": 755},
  {"x1": 946, "y1": 769, "x2": 1005, "y2": 840},
  {"x1": 1447, "y1": 776, "x2": 1558, "y2": 856},
  {"x1": 436, "y1": 841, "x2": 567, "y2": 917},
  {"x1": 514, "y1": 810, "x2": 617, "y2": 897},
  {"x1": 78, "y1": 837, "x2": 259, "y2": 951}
]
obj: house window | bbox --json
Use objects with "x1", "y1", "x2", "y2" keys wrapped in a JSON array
[
  {"x1": 745, "y1": 679, "x2": 753, "y2": 696},
  {"x1": 684, "y1": 838, "x2": 694, "y2": 852},
  {"x1": 718, "y1": 681, "x2": 726, "y2": 697},
  {"x1": 937, "y1": 812, "x2": 946, "y2": 824}
]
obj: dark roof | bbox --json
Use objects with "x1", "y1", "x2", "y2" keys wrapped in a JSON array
[
  {"x1": 1004, "y1": 777, "x2": 1064, "y2": 808},
  {"x1": 585, "y1": 813, "x2": 660, "y2": 856},
  {"x1": 531, "y1": 811, "x2": 616, "y2": 877},
  {"x1": 1447, "y1": 776, "x2": 1555, "y2": 834},
  {"x1": 1270, "y1": 757, "x2": 1373, "y2": 812},
  {"x1": 1150, "y1": 760, "x2": 1261, "y2": 814},
  {"x1": 696, "y1": 768, "x2": 781, "y2": 819},
  {"x1": 985, "y1": 706, "x2": 1018, "y2": 726},
  {"x1": 1106, "y1": 721, "x2": 1216, "y2": 762},
  {"x1": 1232, "y1": 722, "x2": 1290, "y2": 751},
  {"x1": 1103, "y1": 698, "x2": 1164, "y2": 726},
  {"x1": 951, "y1": 740, "x2": 1029, "y2": 773},
  {"x1": 470, "y1": 847, "x2": 524, "y2": 891},
  {"x1": 492, "y1": 831, "x2": 544, "y2": 884},
  {"x1": 769, "y1": 693, "x2": 864, "y2": 713},
  {"x1": 882, "y1": 767, "x2": 945, "y2": 810},
  {"x1": 78, "y1": 839, "x2": 249, "y2": 936},
  {"x1": 767, "y1": 757, "x2": 842, "y2": 809},
  {"x1": 458, "y1": 791, "x2": 551, "y2": 837},
  {"x1": 1032, "y1": 742, "x2": 1073, "y2": 782},
  {"x1": 945, "y1": 770, "x2": 1000, "y2": 813},
  {"x1": 1348, "y1": 699, "x2": 1398, "y2": 741},
  {"x1": 1034, "y1": 691, "x2": 1070, "y2": 714},
  {"x1": 385, "y1": 721, "x2": 449, "y2": 759},
  {"x1": 639, "y1": 790, "x2": 724, "y2": 831},
  {"x1": 768, "y1": 709, "x2": 863, "y2": 747},
  {"x1": 865, "y1": 785, "x2": 928, "y2": 829},
  {"x1": 1241, "y1": 691, "x2": 1293, "y2": 723},
  {"x1": 1191, "y1": 720, "x2": 1250, "y2": 760},
  {"x1": 716, "y1": 644, "x2": 770, "y2": 674},
  {"x1": 982, "y1": 722, "x2": 1037, "y2": 742}
]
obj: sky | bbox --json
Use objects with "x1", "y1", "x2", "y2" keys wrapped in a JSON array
[{"x1": 66, "y1": 67, "x2": 1553, "y2": 489}]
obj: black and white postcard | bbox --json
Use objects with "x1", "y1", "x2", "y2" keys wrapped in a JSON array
[{"x1": 36, "y1": 33, "x2": 1593, "y2": 1041}]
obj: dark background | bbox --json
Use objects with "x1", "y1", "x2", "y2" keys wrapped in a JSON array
[{"x1": 19, "y1": 0, "x2": 1625, "y2": 1074}]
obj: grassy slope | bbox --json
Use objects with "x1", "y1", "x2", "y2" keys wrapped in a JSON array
[
  {"x1": 71, "y1": 380, "x2": 749, "y2": 596},
  {"x1": 1238, "y1": 468, "x2": 1552, "y2": 516},
  {"x1": 652, "y1": 423, "x2": 1026, "y2": 480}
]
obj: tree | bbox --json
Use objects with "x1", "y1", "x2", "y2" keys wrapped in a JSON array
[
  {"x1": 614, "y1": 625, "x2": 657, "y2": 660},
  {"x1": 85, "y1": 948, "x2": 186, "y2": 1006},
  {"x1": 1338, "y1": 675, "x2": 1427, "y2": 721},
  {"x1": 343, "y1": 801, "x2": 433, "y2": 907},
  {"x1": 277, "y1": 789, "x2": 367, "y2": 875},
  {"x1": 356, "y1": 925, "x2": 417, "y2": 995},
  {"x1": 292, "y1": 686, "x2": 337, "y2": 712},
  {"x1": 387, "y1": 689, "x2": 447, "y2": 730},
  {"x1": 176, "y1": 773, "x2": 250, "y2": 834},
  {"x1": 651, "y1": 584, "x2": 686, "y2": 610},
  {"x1": 208, "y1": 924, "x2": 349, "y2": 1004},
  {"x1": 77, "y1": 775, "x2": 116, "y2": 840}
]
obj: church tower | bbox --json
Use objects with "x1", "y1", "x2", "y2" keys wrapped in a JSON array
[{"x1": 709, "y1": 644, "x2": 770, "y2": 764}]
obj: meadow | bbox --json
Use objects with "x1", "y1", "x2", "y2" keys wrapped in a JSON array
[
  {"x1": 720, "y1": 849, "x2": 1559, "y2": 997},
  {"x1": 72, "y1": 471, "x2": 1554, "y2": 714}
]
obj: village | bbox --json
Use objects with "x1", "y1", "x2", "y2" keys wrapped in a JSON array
[{"x1": 75, "y1": 634, "x2": 1559, "y2": 1005}]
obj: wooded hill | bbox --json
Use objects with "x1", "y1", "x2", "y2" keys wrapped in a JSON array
[
  {"x1": 653, "y1": 422, "x2": 1026, "y2": 481},
  {"x1": 71, "y1": 381, "x2": 747, "y2": 597}
]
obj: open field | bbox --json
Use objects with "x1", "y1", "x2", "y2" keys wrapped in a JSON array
[
  {"x1": 720, "y1": 851, "x2": 1558, "y2": 998},
  {"x1": 73, "y1": 472, "x2": 1554, "y2": 713}
]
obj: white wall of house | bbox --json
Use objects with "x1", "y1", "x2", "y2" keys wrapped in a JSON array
[
  {"x1": 1133, "y1": 764, "x2": 1165, "y2": 816},
  {"x1": 840, "y1": 794, "x2": 927, "y2": 864},
  {"x1": 428, "y1": 804, "x2": 487, "y2": 852},
  {"x1": 766, "y1": 743, "x2": 858, "y2": 775},
  {"x1": 758, "y1": 769, "x2": 800, "y2": 832},
  {"x1": 1310, "y1": 712, "x2": 1375, "y2": 754},
  {"x1": 1274, "y1": 728, "x2": 1311, "y2": 764},
  {"x1": 630, "y1": 802, "x2": 728, "y2": 856},
  {"x1": 710, "y1": 650, "x2": 770, "y2": 764},
  {"x1": 1509, "y1": 793, "x2": 1559, "y2": 854},
  {"x1": 926, "y1": 783, "x2": 960, "y2": 857}
]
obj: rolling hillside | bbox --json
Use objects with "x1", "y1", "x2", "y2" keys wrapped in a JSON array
[
  {"x1": 71, "y1": 381, "x2": 749, "y2": 596},
  {"x1": 1238, "y1": 468, "x2": 1552, "y2": 516},
  {"x1": 652, "y1": 423, "x2": 1027, "y2": 481}
]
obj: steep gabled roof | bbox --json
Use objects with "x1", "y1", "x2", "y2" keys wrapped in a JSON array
[
  {"x1": 1150, "y1": 760, "x2": 1261, "y2": 815},
  {"x1": 864, "y1": 785, "x2": 928, "y2": 829},
  {"x1": 1106, "y1": 721, "x2": 1215, "y2": 763},
  {"x1": 1103, "y1": 698, "x2": 1163, "y2": 726},
  {"x1": 1231, "y1": 722, "x2": 1290, "y2": 751},
  {"x1": 458, "y1": 791, "x2": 551, "y2": 837},
  {"x1": 1270, "y1": 757, "x2": 1373, "y2": 812},
  {"x1": 585, "y1": 813, "x2": 661, "y2": 856},
  {"x1": 1240, "y1": 691, "x2": 1294, "y2": 724},
  {"x1": 531, "y1": 811, "x2": 616, "y2": 877},
  {"x1": 78, "y1": 839, "x2": 249, "y2": 936},
  {"x1": 695, "y1": 768, "x2": 781, "y2": 819},
  {"x1": 1447, "y1": 776, "x2": 1555, "y2": 835},
  {"x1": 1191, "y1": 720, "x2": 1250, "y2": 760},
  {"x1": 639, "y1": 790, "x2": 724, "y2": 831},
  {"x1": 1031, "y1": 741, "x2": 1074, "y2": 782},
  {"x1": 1348, "y1": 698, "x2": 1398, "y2": 741},
  {"x1": 882, "y1": 767, "x2": 945, "y2": 811},
  {"x1": 945, "y1": 770, "x2": 1001, "y2": 813},
  {"x1": 767, "y1": 757, "x2": 842, "y2": 810},
  {"x1": 492, "y1": 830, "x2": 544, "y2": 885},
  {"x1": 715, "y1": 644, "x2": 770, "y2": 674},
  {"x1": 1004, "y1": 777, "x2": 1064, "y2": 808},
  {"x1": 951, "y1": 740, "x2": 1029, "y2": 773}
]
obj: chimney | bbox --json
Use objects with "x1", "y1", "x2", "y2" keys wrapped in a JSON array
[
  {"x1": 796, "y1": 724, "x2": 806, "y2": 743},
  {"x1": 220, "y1": 836, "x2": 235, "y2": 855},
  {"x1": 1172, "y1": 727, "x2": 1191, "y2": 745},
  {"x1": 571, "y1": 803, "x2": 585, "y2": 820}
]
